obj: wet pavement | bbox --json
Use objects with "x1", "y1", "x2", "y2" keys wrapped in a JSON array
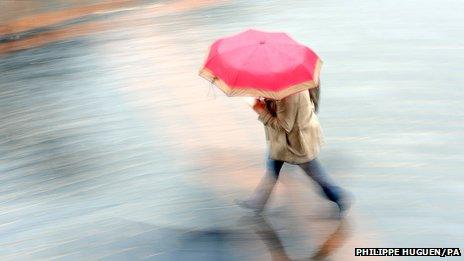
[{"x1": 1, "y1": 0, "x2": 463, "y2": 260}]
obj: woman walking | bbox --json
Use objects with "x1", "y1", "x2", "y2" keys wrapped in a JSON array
[
  {"x1": 198, "y1": 29, "x2": 350, "y2": 216},
  {"x1": 236, "y1": 89, "x2": 350, "y2": 216}
]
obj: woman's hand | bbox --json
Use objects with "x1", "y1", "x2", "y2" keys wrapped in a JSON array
[{"x1": 252, "y1": 98, "x2": 265, "y2": 114}]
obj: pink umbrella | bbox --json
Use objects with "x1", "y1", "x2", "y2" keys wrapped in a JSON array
[{"x1": 199, "y1": 29, "x2": 322, "y2": 100}]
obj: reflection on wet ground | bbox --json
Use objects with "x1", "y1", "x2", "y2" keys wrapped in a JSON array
[
  {"x1": 248, "y1": 215, "x2": 349, "y2": 260},
  {"x1": 1, "y1": 0, "x2": 463, "y2": 259}
]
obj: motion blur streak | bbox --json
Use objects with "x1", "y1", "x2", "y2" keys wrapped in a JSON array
[{"x1": 1, "y1": 0, "x2": 463, "y2": 260}]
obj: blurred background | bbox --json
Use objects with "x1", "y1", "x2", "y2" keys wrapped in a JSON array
[{"x1": 1, "y1": 0, "x2": 463, "y2": 260}]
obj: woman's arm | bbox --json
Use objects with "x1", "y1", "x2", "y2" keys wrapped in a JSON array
[{"x1": 253, "y1": 94, "x2": 298, "y2": 133}]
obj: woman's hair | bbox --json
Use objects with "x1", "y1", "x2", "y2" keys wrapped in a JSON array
[
  {"x1": 309, "y1": 83, "x2": 320, "y2": 113},
  {"x1": 264, "y1": 82, "x2": 320, "y2": 116},
  {"x1": 264, "y1": 98, "x2": 277, "y2": 116}
]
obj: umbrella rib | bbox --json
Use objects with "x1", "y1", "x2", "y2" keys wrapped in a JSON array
[
  {"x1": 263, "y1": 45, "x2": 278, "y2": 80},
  {"x1": 270, "y1": 42, "x2": 317, "y2": 70},
  {"x1": 265, "y1": 43, "x2": 315, "y2": 74},
  {"x1": 265, "y1": 42, "x2": 304, "y2": 60},
  {"x1": 232, "y1": 44, "x2": 262, "y2": 87},
  {"x1": 269, "y1": 41, "x2": 305, "y2": 48},
  {"x1": 205, "y1": 43, "x2": 258, "y2": 66}
]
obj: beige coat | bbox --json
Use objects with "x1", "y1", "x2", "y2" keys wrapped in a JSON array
[{"x1": 258, "y1": 90, "x2": 323, "y2": 164}]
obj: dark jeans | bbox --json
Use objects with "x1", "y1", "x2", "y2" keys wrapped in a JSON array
[{"x1": 266, "y1": 157, "x2": 343, "y2": 204}]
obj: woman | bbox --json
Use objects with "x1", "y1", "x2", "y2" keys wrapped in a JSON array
[{"x1": 236, "y1": 88, "x2": 350, "y2": 216}]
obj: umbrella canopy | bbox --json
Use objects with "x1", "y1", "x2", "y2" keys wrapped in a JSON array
[{"x1": 199, "y1": 29, "x2": 322, "y2": 100}]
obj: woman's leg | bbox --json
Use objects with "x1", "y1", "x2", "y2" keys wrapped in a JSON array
[
  {"x1": 252, "y1": 158, "x2": 284, "y2": 207},
  {"x1": 266, "y1": 157, "x2": 285, "y2": 179},
  {"x1": 298, "y1": 158, "x2": 345, "y2": 206},
  {"x1": 237, "y1": 157, "x2": 284, "y2": 212}
]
